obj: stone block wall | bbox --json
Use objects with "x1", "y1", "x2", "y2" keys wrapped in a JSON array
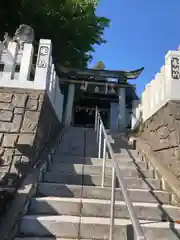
[
  {"x1": 0, "y1": 87, "x2": 62, "y2": 186},
  {"x1": 140, "y1": 100, "x2": 180, "y2": 179}
]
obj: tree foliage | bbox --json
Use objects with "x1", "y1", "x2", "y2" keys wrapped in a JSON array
[
  {"x1": 0, "y1": 0, "x2": 110, "y2": 67},
  {"x1": 93, "y1": 61, "x2": 105, "y2": 69}
]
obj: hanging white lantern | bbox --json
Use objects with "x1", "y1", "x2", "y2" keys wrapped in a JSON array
[
  {"x1": 89, "y1": 108, "x2": 93, "y2": 115},
  {"x1": 94, "y1": 86, "x2": 99, "y2": 93},
  {"x1": 105, "y1": 84, "x2": 108, "y2": 94},
  {"x1": 109, "y1": 86, "x2": 115, "y2": 94},
  {"x1": 80, "y1": 81, "x2": 88, "y2": 91}
]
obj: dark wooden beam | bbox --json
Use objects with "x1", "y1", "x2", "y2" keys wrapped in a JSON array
[{"x1": 59, "y1": 78, "x2": 135, "y2": 88}]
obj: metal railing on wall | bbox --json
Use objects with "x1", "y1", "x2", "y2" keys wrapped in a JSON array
[{"x1": 94, "y1": 107, "x2": 146, "y2": 240}]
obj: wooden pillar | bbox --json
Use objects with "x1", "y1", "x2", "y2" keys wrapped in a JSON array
[
  {"x1": 64, "y1": 83, "x2": 75, "y2": 125},
  {"x1": 118, "y1": 87, "x2": 126, "y2": 132}
]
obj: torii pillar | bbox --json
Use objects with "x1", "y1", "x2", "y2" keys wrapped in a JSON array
[
  {"x1": 118, "y1": 87, "x2": 126, "y2": 132},
  {"x1": 64, "y1": 83, "x2": 75, "y2": 125}
]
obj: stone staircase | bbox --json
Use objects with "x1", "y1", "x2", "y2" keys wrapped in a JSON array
[{"x1": 14, "y1": 127, "x2": 180, "y2": 239}]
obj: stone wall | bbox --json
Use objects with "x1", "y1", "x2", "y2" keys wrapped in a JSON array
[
  {"x1": 140, "y1": 100, "x2": 180, "y2": 179},
  {"x1": 0, "y1": 87, "x2": 62, "y2": 186}
]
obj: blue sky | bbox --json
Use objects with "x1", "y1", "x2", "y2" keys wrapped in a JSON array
[{"x1": 88, "y1": 0, "x2": 180, "y2": 96}]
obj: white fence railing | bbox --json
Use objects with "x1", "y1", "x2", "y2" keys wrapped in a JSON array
[
  {"x1": 0, "y1": 39, "x2": 64, "y2": 122},
  {"x1": 132, "y1": 49, "x2": 180, "y2": 123}
]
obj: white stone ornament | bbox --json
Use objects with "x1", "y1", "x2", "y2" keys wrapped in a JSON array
[
  {"x1": 171, "y1": 57, "x2": 180, "y2": 79},
  {"x1": 40, "y1": 46, "x2": 49, "y2": 55},
  {"x1": 37, "y1": 46, "x2": 49, "y2": 68}
]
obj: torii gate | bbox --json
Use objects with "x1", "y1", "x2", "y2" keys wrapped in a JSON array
[{"x1": 56, "y1": 65, "x2": 144, "y2": 131}]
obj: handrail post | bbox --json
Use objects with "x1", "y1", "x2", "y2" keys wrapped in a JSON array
[
  {"x1": 101, "y1": 137, "x2": 106, "y2": 187},
  {"x1": 47, "y1": 153, "x2": 52, "y2": 172},
  {"x1": 109, "y1": 166, "x2": 116, "y2": 240},
  {"x1": 96, "y1": 114, "x2": 100, "y2": 142},
  {"x1": 98, "y1": 123, "x2": 102, "y2": 159},
  {"x1": 95, "y1": 107, "x2": 98, "y2": 131}
]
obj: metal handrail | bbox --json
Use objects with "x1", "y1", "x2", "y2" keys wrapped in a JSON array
[{"x1": 95, "y1": 107, "x2": 146, "y2": 240}]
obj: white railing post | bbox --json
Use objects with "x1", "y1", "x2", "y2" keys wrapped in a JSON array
[
  {"x1": 2, "y1": 42, "x2": 18, "y2": 80},
  {"x1": 101, "y1": 137, "x2": 107, "y2": 187},
  {"x1": 95, "y1": 107, "x2": 98, "y2": 130},
  {"x1": 98, "y1": 123, "x2": 102, "y2": 159},
  {"x1": 96, "y1": 115, "x2": 100, "y2": 142},
  {"x1": 34, "y1": 39, "x2": 52, "y2": 89},
  {"x1": 52, "y1": 69, "x2": 56, "y2": 105},
  {"x1": 48, "y1": 58, "x2": 54, "y2": 102},
  {"x1": 60, "y1": 91, "x2": 64, "y2": 122},
  {"x1": 165, "y1": 50, "x2": 180, "y2": 101},
  {"x1": 19, "y1": 43, "x2": 34, "y2": 82},
  {"x1": 109, "y1": 166, "x2": 116, "y2": 240}
]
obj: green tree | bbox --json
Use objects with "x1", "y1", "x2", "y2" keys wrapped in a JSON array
[{"x1": 0, "y1": 0, "x2": 110, "y2": 68}]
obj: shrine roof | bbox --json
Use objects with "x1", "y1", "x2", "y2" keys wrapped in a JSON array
[{"x1": 56, "y1": 65, "x2": 144, "y2": 81}]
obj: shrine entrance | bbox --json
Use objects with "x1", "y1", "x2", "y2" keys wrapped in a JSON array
[
  {"x1": 73, "y1": 92, "x2": 111, "y2": 128},
  {"x1": 73, "y1": 107, "x2": 96, "y2": 128}
]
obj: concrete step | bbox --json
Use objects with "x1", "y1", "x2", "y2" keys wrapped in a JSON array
[
  {"x1": 43, "y1": 172, "x2": 83, "y2": 185},
  {"x1": 53, "y1": 156, "x2": 86, "y2": 164},
  {"x1": 14, "y1": 238, "x2": 76, "y2": 240},
  {"x1": 113, "y1": 150, "x2": 139, "y2": 157},
  {"x1": 29, "y1": 197, "x2": 180, "y2": 221},
  {"x1": 52, "y1": 156, "x2": 141, "y2": 165},
  {"x1": 38, "y1": 183, "x2": 170, "y2": 204},
  {"x1": 92, "y1": 158, "x2": 146, "y2": 168},
  {"x1": 19, "y1": 215, "x2": 180, "y2": 239},
  {"x1": 19, "y1": 215, "x2": 80, "y2": 238},
  {"x1": 14, "y1": 238, "x2": 84, "y2": 240},
  {"x1": 43, "y1": 171, "x2": 160, "y2": 189},
  {"x1": 49, "y1": 162, "x2": 147, "y2": 174},
  {"x1": 43, "y1": 168, "x2": 154, "y2": 185},
  {"x1": 29, "y1": 197, "x2": 81, "y2": 216}
]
